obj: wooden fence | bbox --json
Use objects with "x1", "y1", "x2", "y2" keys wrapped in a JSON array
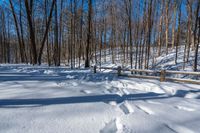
[{"x1": 93, "y1": 66, "x2": 200, "y2": 84}]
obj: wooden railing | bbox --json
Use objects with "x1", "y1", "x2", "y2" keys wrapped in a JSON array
[{"x1": 93, "y1": 66, "x2": 200, "y2": 84}]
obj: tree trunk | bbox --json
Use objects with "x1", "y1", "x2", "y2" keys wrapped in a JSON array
[
  {"x1": 175, "y1": 2, "x2": 182, "y2": 64},
  {"x1": 165, "y1": 0, "x2": 169, "y2": 55},
  {"x1": 85, "y1": 0, "x2": 92, "y2": 68},
  {"x1": 24, "y1": 0, "x2": 37, "y2": 65},
  {"x1": 194, "y1": 1, "x2": 200, "y2": 71}
]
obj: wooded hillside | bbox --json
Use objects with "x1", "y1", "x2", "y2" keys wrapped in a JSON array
[{"x1": 0, "y1": 0, "x2": 199, "y2": 71}]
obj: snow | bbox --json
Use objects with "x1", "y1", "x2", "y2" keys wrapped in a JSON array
[
  {"x1": 0, "y1": 65, "x2": 200, "y2": 133},
  {"x1": 96, "y1": 46, "x2": 200, "y2": 79},
  {"x1": 100, "y1": 117, "x2": 123, "y2": 133}
]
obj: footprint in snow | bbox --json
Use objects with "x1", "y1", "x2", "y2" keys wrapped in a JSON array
[
  {"x1": 100, "y1": 117, "x2": 123, "y2": 133},
  {"x1": 119, "y1": 101, "x2": 134, "y2": 115},
  {"x1": 71, "y1": 82, "x2": 78, "y2": 86},
  {"x1": 57, "y1": 81, "x2": 78, "y2": 87},
  {"x1": 80, "y1": 90, "x2": 92, "y2": 94},
  {"x1": 136, "y1": 105, "x2": 155, "y2": 115},
  {"x1": 107, "y1": 87, "x2": 123, "y2": 96},
  {"x1": 146, "y1": 100, "x2": 162, "y2": 105},
  {"x1": 107, "y1": 101, "x2": 118, "y2": 106},
  {"x1": 56, "y1": 82, "x2": 64, "y2": 87},
  {"x1": 165, "y1": 123, "x2": 195, "y2": 133},
  {"x1": 66, "y1": 75, "x2": 75, "y2": 79},
  {"x1": 184, "y1": 92, "x2": 200, "y2": 99},
  {"x1": 122, "y1": 88, "x2": 130, "y2": 95},
  {"x1": 175, "y1": 106, "x2": 196, "y2": 112}
]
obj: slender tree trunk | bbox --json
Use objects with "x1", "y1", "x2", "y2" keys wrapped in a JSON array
[
  {"x1": 53, "y1": 0, "x2": 60, "y2": 66},
  {"x1": 129, "y1": 0, "x2": 133, "y2": 70},
  {"x1": 19, "y1": 0, "x2": 27, "y2": 63},
  {"x1": 141, "y1": 1, "x2": 147, "y2": 69},
  {"x1": 175, "y1": 2, "x2": 182, "y2": 64},
  {"x1": 59, "y1": 0, "x2": 63, "y2": 66},
  {"x1": 135, "y1": 19, "x2": 139, "y2": 70},
  {"x1": 186, "y1": 1, "x2": 192, "y2": 63},
  {"x1": 24, "y1": 0, "x2": 37, "y2": 65},
  {"x1": 78, "y1": 0, "x2": 84, "y2": 68},
  {"x1": 158, "y1": 0, "x2": 164, "y2": 56},
  {"x1": 85, "y1": 0, "x2": 92, "y2": 68},
  {"x1": 7, "y1": 16, "x2": 10, "y2": 63},
  {"x1": 104, "y1": 17, "x2": 107, "y2": 63},
  {"x1": 172, "y1": 3, "x2": 177, "y2": 50},
  {"x1": 70, "y1": 0, "x2": 73, "y2": 68},
  {"x1": 165, "y1": 0, "x2": 169, "y2": 55},
  {"x1": 194, "y1": 1, "x2": 200, "y2": 71},
  {"x1": 146, "y1": 0, "x2": 153, "y2": 69}
]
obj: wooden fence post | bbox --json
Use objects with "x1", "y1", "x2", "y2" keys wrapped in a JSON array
[
  {"x1": 118, "y1": 66, "x2": 121, "y2": 76},
  {"x1": 94, "y1": 65, "x2": 97, "y2": 73},
  {"x1": 160, "y1": 70, "x2": 166, "y2": 82}
]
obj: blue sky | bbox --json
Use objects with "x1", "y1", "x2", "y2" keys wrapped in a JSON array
[
  {"x1": 0, "y1": 0, "x2": 7, "y2": 7},
  {"x1": 0, "y1": 0, "x2": 189, "y2": 19},
  {"x1": 0, "y1": 0, "x2": 5, "y2": 4}
]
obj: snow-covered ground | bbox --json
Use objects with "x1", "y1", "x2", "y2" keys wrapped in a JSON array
[{"x1": 0, "y1": 65, "x2": 200, "y2": 133}]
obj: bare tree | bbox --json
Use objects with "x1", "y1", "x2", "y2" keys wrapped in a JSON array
[
  {"x1": 38, "y1": 0, "x2": 56, "y2": 65},
  {"x1": 9, "y1": 0, "x2": 27, "y2": 63}
]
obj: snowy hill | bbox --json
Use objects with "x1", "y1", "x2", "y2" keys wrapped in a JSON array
[{"x1": 93, "y1": 46, "x2": 200, "y2": 72}]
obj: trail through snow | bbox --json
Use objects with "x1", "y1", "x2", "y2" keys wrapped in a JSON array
[{"x1": 0, "y1": 65, "x2": 200, "y2": 133}]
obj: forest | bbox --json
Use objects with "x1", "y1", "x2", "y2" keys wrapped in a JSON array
[
  {"x1": 1, "y1": 1, "x2": 200, "y2": 132},
  {"x1": 0, "y1": 0, "x2": 199, "y2": 71}
]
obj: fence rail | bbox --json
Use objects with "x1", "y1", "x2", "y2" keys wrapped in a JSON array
[{"x1": 93, "y1": 66, "x2": 200, "y2": 84}]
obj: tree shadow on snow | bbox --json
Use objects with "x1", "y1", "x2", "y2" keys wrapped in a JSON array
[
  {"x1": 0, "y1": 91, "x2": 192, "y2": 108},
  {"x1": 0, "y1": 92, "x2": 166, "y2": 108},
  {"x1": 0, "y1": 70, "x2": 117, "y2": 82},
  {"x1": 1, "y1": 88, "x2": 200, "y2": 108}
]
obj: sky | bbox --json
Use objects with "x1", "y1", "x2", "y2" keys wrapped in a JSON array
[{"x1": 0, "y1": 0, "x2": 191, "y2": 24}]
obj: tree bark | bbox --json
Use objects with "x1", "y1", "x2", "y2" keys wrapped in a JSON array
[
  {"x1": 85, "y1": 0, "x2": 92, "y2": 68},
  {"x1": 24, "y1": 0, "x2": 37, "y2": 65},
  {"x1": 194, "y1": 1, "x2": 200, "y2": 71}
]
